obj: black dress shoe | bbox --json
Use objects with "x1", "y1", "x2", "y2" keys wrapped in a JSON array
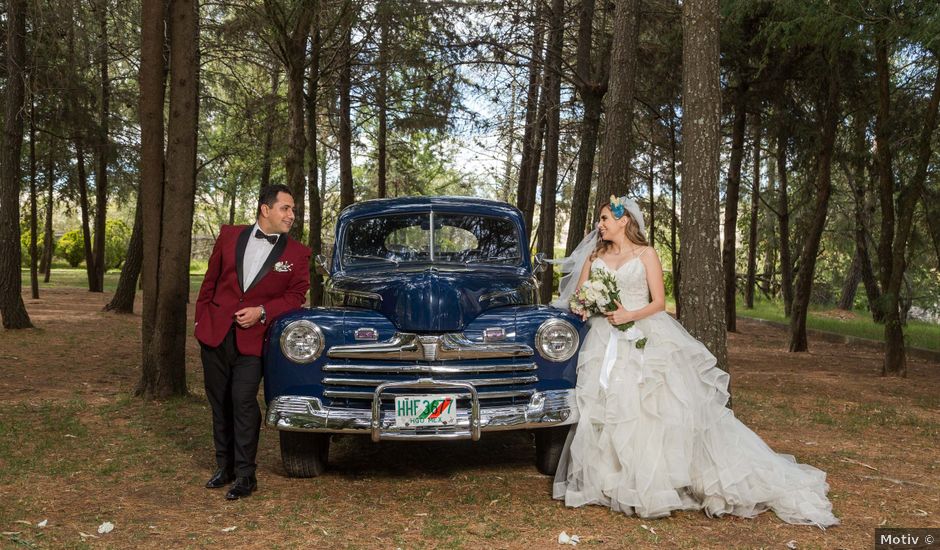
[
  {"x1": 225, "y1": 476, "x2": 257, "y2": 500},
  {"x1": 205, "y1": 468, "x2": 235, "y2": 489}
]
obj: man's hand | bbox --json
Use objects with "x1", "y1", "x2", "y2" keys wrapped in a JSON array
[{"x1": 234, "y1": 306, "x2": 263, "y2": 328}]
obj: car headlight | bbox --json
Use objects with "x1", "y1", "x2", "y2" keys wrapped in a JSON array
[
  {"x1": 535, "y1": 318, "x2": 579, "y2": 362},
  {"x1": 279, "y1": 320, "x2": 325, "y2": 363}
]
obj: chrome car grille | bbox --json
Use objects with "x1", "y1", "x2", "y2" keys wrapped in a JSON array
[
  {"x1": 322, "y1": 332, "x2": 539, "y2": 407},
  {"x1": 321, "y1": 361, "x2": 539, "y2": 404}
]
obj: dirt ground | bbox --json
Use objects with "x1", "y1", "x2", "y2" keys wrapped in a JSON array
[{"x1": 0, "y1": 287, "x2": 938, "y2": 549}]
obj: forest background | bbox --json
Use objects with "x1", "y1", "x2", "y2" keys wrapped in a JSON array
[{"x1": 0, "y1": 0, "x2": 939, "y2": 395}]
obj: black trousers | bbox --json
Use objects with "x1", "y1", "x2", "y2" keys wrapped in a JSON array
[{"x1": 200, "y1": 325, "x2": 262, "y2": 477}]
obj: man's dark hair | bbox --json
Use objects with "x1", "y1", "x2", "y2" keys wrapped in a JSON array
[{"x1": 257, "y1": 184, "x2": 293, "y2": 217}]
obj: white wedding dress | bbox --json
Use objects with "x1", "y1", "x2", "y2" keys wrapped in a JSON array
[{"x1": 552, "y1": 256, "x2": 838, "y2": 528}]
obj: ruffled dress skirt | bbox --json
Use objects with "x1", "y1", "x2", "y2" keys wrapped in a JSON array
[{"x1": 552, "y1": 312, "x2": 839, "y2": 528}]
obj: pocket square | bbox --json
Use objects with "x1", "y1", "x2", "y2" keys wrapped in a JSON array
[{"x1": 274, "y1": 261, "x2": 293, "y2": 273}]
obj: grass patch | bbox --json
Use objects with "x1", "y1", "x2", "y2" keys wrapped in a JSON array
[
  {"x1": 734, "y1": 297, "x2": 940, "y2": 351},
  {"x1": 0, "y1": 399, "x2": 90, "y2": 482},
  {"x1": 830, "y1": 402, "x2": 939, "y2": 436},
  {"x1": 21, "y1": 268, "x2": 207, "y2": 294}
]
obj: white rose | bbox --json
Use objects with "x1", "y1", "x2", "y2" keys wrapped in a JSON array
[
  {"x1": 596, "y1": 293, "x2": 610, "y2": 308},
  {"x1": 624, "y1": 326, "x2": 644, "y2": 341},
  {"x1": 582, "y1": 288, "x2": 597, "y2": 304}
]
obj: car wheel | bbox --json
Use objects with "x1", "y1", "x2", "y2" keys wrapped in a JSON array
[
  {"x1": 534, "y1": 426, "x2": 570, "y2": 475},
  {"x1": 279, "y1": 431, "x2": 330, "y2": 478}
]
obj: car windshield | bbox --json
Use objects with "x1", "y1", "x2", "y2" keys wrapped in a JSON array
[{"x1": 342, "y1": 212, "x2": 523, "y2": 267}]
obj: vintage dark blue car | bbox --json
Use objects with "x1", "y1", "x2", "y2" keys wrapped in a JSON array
[{"x1": 263, "y1": 196, "x2": 586, "y2": 477}]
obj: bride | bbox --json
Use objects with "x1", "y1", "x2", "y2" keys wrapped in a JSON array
[{"x1": 550, "y1": 196, "x2": 838, "y2": 528}]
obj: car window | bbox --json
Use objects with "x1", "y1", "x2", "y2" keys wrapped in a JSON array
[
  {"x1": 342, "y1": 212, "x2": 522, "y2": 267},
  {"x1": 433, "y1": 214, "x2": 522, "y2": 265}
]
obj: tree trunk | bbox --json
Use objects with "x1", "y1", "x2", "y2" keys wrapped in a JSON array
[
  {"x1": 260, "y1": 68, "x2": 278, "y2": 189},
  {"x1": 75, "y1": 139, "x2": 99, "y2": 292},
  {"x1": 647, "y1": 120, "x2": 655, "y2": 248},
  {"x1": 228, "y1": 177, "x2": 238, "y2": 225},
  {"x1": 924, "y1": 187, "x2": 940, "y2": 272},
  {"x1": 0, "y1": 0, "x2": 33, "y2": 328},
  {"x1": 105, "y1": 192, "x2": 143, "y2": 313},
  {"x1": 776, "y1": 127, "x2": 793, "y2": 316},
  {"x1": 338, "y1": 26, "x2": 354, "y2": 209},
  {"x1": 283, "y1": 7, "x2": 314, "y2": 242},
  {"x1": 307, "y1": 15, "x2": 324, "y2": 306},
  {"x1": 879, "y1": 52, "x2": 940, "y2": 376},
  {"x1": 537, "y1": 0, "x2": 564, "y2": 305},
  {"x1": 722, "y1": 86, "x2": 747, "y2": 332},
  {"x1": 566, "y1": 93, "x2": 603, "y2": 255},
  {"x1": 669, "y1": 105, "x2": 680, "y2": 316},
  {"x1": 41, "y1": 152, "x2": 54, "y2": 282},
  {"x1": 789, "y1": 71, "x2": 839, "y2": 353},
  {"x1": 93, "y1": 0, "x2": 111, "y2": 292},
  {"x1": 566, "y1": 0, "x2": 609, "y2": 254},
  {"x1": 596, "y1": 0, "x2": 639, "y2": 208},
  {"x1": 501, "y1": 74, "x2": 518, "y2": 204},
  {"x1": 840, "y1": 118, "x2": 882, "y2": 318},
  {"x1": 744, "y1": 120, "x2": 760, "y2": 309},
  {"x1": 516, "y1": 1, "x2": 544, "y2": 237},
  {"x1": 678, "y1": 0, "x2": 727, "y2": 373},
  {"x1": 29, "y1": 85, "x2": 40, "y2": 300},
  {"x1": 760, "y1": 147, "x2": 776, "y2": 296},
  {"x1": 376, "y1": 2, "x2": 389, "y2": 199},
  {"x1": 138, "y1": 0, "x2": 167, "y2": 368},
  {"x1": 837, "y1": 252, "x2": 861, "y2": 310}
]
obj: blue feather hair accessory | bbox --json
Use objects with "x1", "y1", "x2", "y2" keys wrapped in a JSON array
[{"x1": 609, "y1": 195, "x2": 626, "y2": 219}]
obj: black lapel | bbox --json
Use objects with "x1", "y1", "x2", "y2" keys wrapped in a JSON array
[
  {"x1": 246, "y1": 233, "x2": 289, "y2": 292},
  {"x1": 235, "y1": 225, "x2": 253, "y2": 292}
]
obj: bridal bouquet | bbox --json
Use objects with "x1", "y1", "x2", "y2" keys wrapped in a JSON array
[{"x1": 570, "y1": 268, "x2": 647, "y2": 349}]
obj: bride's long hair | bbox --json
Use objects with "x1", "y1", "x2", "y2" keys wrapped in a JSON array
[{"x1": 590, "y1": 203, "x2": 649, "y2": 260}]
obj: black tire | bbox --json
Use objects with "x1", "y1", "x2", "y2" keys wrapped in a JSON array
[
  {"x1": 279, "y1": 431, "x2": 330, "y2": 478},
  {"x1": 534, "y1": 426, "x2": 570, "y2": 475}
]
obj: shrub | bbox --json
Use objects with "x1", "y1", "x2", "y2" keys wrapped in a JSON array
[
  {"x1": 56, "y1": 229, "x2": 85, "y2": 268},
  {"x1": 104, "y1": 219, "x2": 131, "y2": 270},
  {"x1": 19, "y1": 229, "x2": 53, "y2": 268},
  {"x1": 53, "y1": 221, "x2": 132, "y2": 270}
]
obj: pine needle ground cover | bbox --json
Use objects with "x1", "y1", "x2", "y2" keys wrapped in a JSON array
[{"x1": 1, "y1": 287, "x2": 937, "y2": 549}]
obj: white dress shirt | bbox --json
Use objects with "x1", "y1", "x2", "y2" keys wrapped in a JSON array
[{"x1": 242, "y1": 223, "x2": 278, "y2": 288}]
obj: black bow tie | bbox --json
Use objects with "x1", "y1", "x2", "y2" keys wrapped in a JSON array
[{"x1": 254, "y1": 229, "x2": 279, "y2": 245}]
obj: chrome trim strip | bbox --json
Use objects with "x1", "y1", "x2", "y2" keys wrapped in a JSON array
[
  {"x1": 266, "y1": 389, "x2": 578, "y2": 438},
  {"x1": 323, "y1": 389, "x2": 535, "y2": 400},
  {"x1": 326, "y1": 287, "x2": 384, "y2": 303},
  {"x1": 328, "y1": 333, "x2": 422, "y2": 360},
  {"x1": 321, "y1": 362, "x2": 537, "y2": 374},
  {"x1": 322, "y1": 375, "x2": 539, "y2": 387},
  {"x1": 328, "y1": 332, "x2": 534, "y2": 361},
  {"x1": 437, "y1": 333, "x2": 533, "y2": 360}
]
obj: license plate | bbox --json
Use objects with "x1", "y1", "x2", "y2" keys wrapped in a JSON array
[{"x1": 394, "y1": 394, "x2": 458, "y2": 428}]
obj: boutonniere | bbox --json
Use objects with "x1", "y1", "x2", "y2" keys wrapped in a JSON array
[{"x1": 274, "y1": 261, "x2": 293, "y2": 272}]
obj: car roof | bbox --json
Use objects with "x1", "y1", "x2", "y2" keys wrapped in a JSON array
[{"x1": 338, "y1": 196, "x2": 524, "y2": 222}]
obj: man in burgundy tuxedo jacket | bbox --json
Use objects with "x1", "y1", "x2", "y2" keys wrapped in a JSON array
[{"x1": 195, "y1": 184, "x2": 311, "y2": 500}]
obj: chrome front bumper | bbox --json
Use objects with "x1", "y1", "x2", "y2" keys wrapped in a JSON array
[{"x1": 266, "y1": 385, "x2": 578, "y2": 442}]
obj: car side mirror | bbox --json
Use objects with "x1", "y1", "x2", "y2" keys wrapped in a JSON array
[
  {"x1": 315, "y1": 254, "x2": 330, "y2": 276},
  {"x1": 533, "y1": 252, "x2": 547, "y2": 275}
]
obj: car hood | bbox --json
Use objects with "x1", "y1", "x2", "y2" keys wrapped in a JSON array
[{"x1": 328, "y1": 265, "x2": 537, "y2": 332}]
